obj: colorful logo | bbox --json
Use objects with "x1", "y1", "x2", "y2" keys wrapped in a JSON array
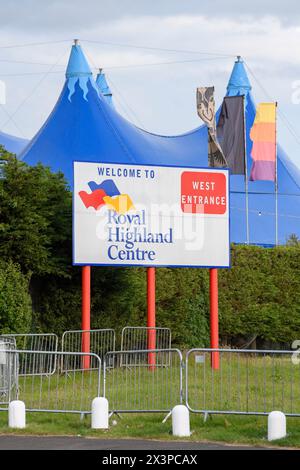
[{"x1": 79, "y1": 179, "x2": 134, "y2": 214}]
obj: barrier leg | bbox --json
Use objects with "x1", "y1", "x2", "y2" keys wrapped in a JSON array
[
  {"x1": 172, "y1": 405, "x2": 190, "y2": 437},
  {"x1": 91, "y1": 397, "x2": 109, "y2": 429},
  {"x1": 8, "y1": 401, "x2": 26, "y2": 429}
]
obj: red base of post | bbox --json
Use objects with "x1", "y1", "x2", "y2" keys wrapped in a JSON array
[
  {"x1": 210, "y1": 268, "x2": 219, "y2": 370},
  {"x1": 147, "y1": 267, "x2": 156, "y2": 369},
  {"x1": 82, "y1": 265, "x2": 91, "y2": 370}
]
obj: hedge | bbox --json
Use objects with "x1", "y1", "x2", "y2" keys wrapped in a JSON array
[
  {"x1": 36, "y1": 244, "x2": 300, "y2": 348},
  {"x1": 2, "y1": 247, "x2": 300, "y2": 348}
]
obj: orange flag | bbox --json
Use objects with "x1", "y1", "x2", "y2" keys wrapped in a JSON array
[{"x1": 250, "y1": 103, "x2": 276, "y2": 181}]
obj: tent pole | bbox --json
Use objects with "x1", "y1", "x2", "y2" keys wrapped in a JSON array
[
  {"x1": 82, "y1": 265, "x2": 91, "y2": 369},
  {"x1": 147, "y1": 267, "x2": 156, "y2": 369},
  {"x1": 210, "y1": 268, "x2": 219, "y2": 369},
  {"x1": 243, "y1": 95, "x2": 250, "y2": 245}
]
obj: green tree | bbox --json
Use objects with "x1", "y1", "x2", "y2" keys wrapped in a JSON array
[{"x1": 0, "y1": 149, "x2": 72, "y2": 277}]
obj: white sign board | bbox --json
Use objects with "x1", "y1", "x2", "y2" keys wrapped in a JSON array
[{"x1": 73, "y1": 161, "x2": 230, "y2": 268}]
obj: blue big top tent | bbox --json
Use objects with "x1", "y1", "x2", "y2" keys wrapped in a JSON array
[{"x1": 21, "y1": 42, "x2": 300, "y2": 246}]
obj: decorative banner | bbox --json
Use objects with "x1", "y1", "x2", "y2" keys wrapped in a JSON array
[
  {"x1": 250, "y1": 102, "x2": 276, "y2": 181},
  {"x1": 217, "y1": 95, "x2": 246, "y2": 175},
  {"x1": 197, "y1": 87, "x2": 227, "y2": 168},
  {"x1": 73, "y1": 161, "x2": 230, "y2": 268}
]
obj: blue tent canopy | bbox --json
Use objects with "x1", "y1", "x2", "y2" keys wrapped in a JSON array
[
  {"x1": 21, "y1": 44, "x2": 208, "y2": 177},
  {"x1": 0, "y1": 130, "x2": 28, "y2": 155},
  {"x1": 21, "y1": 44, "x2": 300, "y2": 245},
  {"x1": 96, "y1": 69, "x2": 114, "y2": 107}
]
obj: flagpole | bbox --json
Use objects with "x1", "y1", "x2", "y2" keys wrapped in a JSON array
[
  {"x1": 243, "y1": 95, "x2": 250, "y2": 245},
  {"x1": 275, "y1": 102, "x2": 278, "y2": 246}
]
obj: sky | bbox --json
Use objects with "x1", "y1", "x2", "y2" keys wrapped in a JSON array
[{"x1": 0, "y1": 0, "x2": 300, "y2": 165}]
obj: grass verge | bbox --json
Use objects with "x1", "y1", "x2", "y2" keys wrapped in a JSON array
[{"x1": 0, "y1": 412, "x2": 300, "y2": 448}]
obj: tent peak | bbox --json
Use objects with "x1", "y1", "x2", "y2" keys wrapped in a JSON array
[
  {"x1": 66, "y1": 43, "x2": 92, "y2": 79},
  {"x1": 226, "y1": 56, "x2": 251, "y2": 96},
  {"x1": 65, "y1": 43, "x2": 98, "y2": 101},
  {"x1": 96, "y1": 69, "x2": 114, "y2": 107}
]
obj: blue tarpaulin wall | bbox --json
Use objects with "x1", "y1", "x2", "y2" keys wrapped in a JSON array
[{"x1": 0, "y1": 129, "x2": 28, "y2": 155}]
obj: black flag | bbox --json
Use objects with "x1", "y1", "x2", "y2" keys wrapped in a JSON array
[{"x1": 217, "y1": 95, "x2": 246, "y2": 174}]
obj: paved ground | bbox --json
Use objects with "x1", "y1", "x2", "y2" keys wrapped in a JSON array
[{"x1": 0, "y1": 435, "x2": 267, "y2": 450}]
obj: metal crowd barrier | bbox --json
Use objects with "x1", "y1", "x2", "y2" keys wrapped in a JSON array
[
  {"x1": 120, "y1": 327, "x2": 172, "y2": 367},
  {"x1": 0, "y1": 350, "x2": 101, "y2": 415},
  {"x1": 0, "y1": 338, "x2": 18, "y2": 406},
  {"x1": 1, "y1": 333, "x2": 58, "y2": 376},
  {"x1": 103, "y1": 348, "x2": 183, "y2": 414},
  {"x1": 61, "y1": 329, "x2": 116, "y2": 371},
  {"x1": 2, "y1": 339, "x2": 300, "y2": 418},
  {"x1": 186, "y1": 348, "x2": 300, "y2": 417}
]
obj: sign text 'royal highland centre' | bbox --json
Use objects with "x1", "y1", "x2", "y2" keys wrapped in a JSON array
[{"x1": 73, "y1": 161, "x2": 230, "y2": 268}]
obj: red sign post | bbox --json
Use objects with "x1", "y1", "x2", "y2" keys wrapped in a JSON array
[
  {"x1": 147, "y1": 267, "x2": 156, "y2": 369},
  {"x1": 82, "y1": 265, "x2": 91, "y2": 369},
  {"x1": 210, "y1": 268, "x2": 219, "y2": 369}
]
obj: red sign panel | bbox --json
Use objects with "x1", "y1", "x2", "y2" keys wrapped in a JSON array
[{"x1": 181, "y1": 171, "x2": 227, "y2": 214}]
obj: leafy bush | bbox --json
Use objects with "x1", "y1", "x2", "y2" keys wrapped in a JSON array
[
  {"x1": 0, "y1": 260, "x2": 32, "y2": 334},
  {"x1": 156, "y1": 268, "x2": 209, "y2": 348}
]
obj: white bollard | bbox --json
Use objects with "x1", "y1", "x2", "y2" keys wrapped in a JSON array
[
  {"x1": 91, "y1": 397, "x2": 109, "y2": 429},
  {"x1": 268, "y1": 411, "x2": 286, "y2": 441},
  {"x1": 172, "y1": 405, "x2": 190, "y2": 437},
  {"x1": 8, "y1": 401, "x2": 26, "y2": 429}
]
